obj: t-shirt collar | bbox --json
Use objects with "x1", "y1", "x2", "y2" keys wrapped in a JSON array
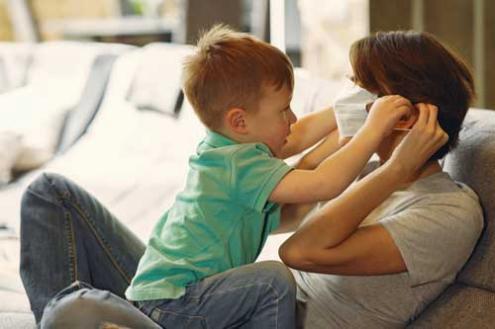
[{"x1": 204, "y1": 130, "x2": 238, "y2": 148}]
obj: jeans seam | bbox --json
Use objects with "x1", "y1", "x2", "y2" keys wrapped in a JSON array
[
  {"x1": 190, "y1": 282, "x2": 279, "y2": 301},
  {"x1": 42, "y1": 175, "x2": 133, "y2": 284},
  {"x1": 66, "y1": 209, "x2": 78, "y2": 283},
  {"x1": 189, "y1": 282, "x2": 280, "y2": 328},
  {"x1": 69, "y1": 196, "x2": 133, "y2": 283},
  {"x1": 151, "y1": 307, "x2": 207, "y2": 327},
  {"x1": 25, "y1": 186, "x2": 78, "y2": 284}
]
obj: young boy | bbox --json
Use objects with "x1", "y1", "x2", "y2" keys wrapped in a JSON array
[{"x1": 125, "y1": 25, "x2": 413, "y2": 328}]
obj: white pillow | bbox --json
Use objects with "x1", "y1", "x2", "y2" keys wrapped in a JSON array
[
  {"x1": 0, "y1": 80, "x2": 80, "y2": 172},
  {"x1": 0, "y1": 42, "x2": 33, "y2": 93},
  {"x1": 126, "y1": 43, "x2": 193, "y2": 115},
  {"x1": 0, "y1": 131, "x2": 21, "y2": 186},
  {"x1": 292, "y1": 68, "x2": 342, "y2": 116}
]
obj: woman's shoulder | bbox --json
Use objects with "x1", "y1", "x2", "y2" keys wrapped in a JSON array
[
  {"x1": 418, "y1": 172, "x2": 483, "y2": 220},
  {"x1": 398, "y1": 172, "x2": 484, "y2": 246}
]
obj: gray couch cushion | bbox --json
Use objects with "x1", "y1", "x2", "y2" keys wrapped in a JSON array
[
  {"x1": 443, "y1": 108, "x2": 495, "y2": 291},
  {"x1": 407, "y1": 283, "x2": 495, "y2": 328}
]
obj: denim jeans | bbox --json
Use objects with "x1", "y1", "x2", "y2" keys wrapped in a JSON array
[
  {"x1": 20, "y1": 173, "x2": 297, "y2": 329},
  {"x1": 40, "y1": 281, "x2": 160, "y2": 328}
]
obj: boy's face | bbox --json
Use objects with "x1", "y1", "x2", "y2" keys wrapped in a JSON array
[{"x1": 245, "y1": 83, "x2": 297, "y2": 157}]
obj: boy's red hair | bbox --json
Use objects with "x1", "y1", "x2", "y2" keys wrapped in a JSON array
[{"x1": 182, "y1": 24, "x2": 294, "y2": 130}]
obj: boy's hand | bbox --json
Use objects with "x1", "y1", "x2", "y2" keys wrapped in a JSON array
[
  {"x1": 362, "y1": 95, "x2": 413, "y2": 139},
  {"x1": 388, "y1": 103, "x2": 448, "y2": 178}
]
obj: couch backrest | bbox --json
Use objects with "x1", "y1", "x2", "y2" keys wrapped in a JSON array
[
  {"x1": 0, "y1": 42, "x2": 33, "y2": 93},
  {"x1": 56, "y1": 54, "x2": 118, "y2": 154},
  {"x1": 443, "y1": 108, "x2": 495, "y2": 291}
]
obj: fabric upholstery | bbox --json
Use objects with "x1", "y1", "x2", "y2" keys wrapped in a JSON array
[
  {"x1": 0, "y1": 313, "x2": 35, "y2": 329},
  {"x1": 126, "y1": 43, "x2": 193, "y2": 116},
  {"x1": 443, "y1": 109, "x2": 495, "y2": 292},
  {"x1": 407, "y1": 283, "x2": 495, "y2": 328},
  {"x1": 56, "y1": 54, "x2": 118, "y2": 153}
]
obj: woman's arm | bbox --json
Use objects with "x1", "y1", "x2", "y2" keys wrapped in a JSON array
[
  {"x1": 279, "y1": 103, "x2": 449, "y2": 275},
  {"x1": 278, "y1": 162, "x2": 407, "y2": 274}
]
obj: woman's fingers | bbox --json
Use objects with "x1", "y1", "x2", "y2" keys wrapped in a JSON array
[
  {"x1": 424, "y1": 104, "x2": 447, "y2": 149},
  {"x1": 389, "y1": 102, "x2": 449, "y2": 178},
  {"x1": 413, "y1": 103, "x2": 429, "y2": 129},
  {"x1": 426, "y1": 104, "x2": 438, "y2": 128},
  {"x1": 435, "y1": 120, "x2": 449, "y2": 147}
]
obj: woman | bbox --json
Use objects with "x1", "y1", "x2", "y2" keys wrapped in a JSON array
[
  {"x1": 279, "y1": 31, "x2": 483, "y2": 328},
  {"x1": 19, "y1": 31, "x2": 481, "y2": 329}
]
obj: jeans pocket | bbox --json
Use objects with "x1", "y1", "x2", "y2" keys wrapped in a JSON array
[{"x1": 149, "y1": 307, "x2": 207, "y2": 329}]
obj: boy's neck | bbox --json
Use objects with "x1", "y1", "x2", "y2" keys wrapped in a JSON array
[{"x1": 215, "y1": 127, "x2": 250, "y2": 145}]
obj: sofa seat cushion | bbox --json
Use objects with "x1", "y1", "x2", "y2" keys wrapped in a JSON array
[{"x1": 0, "y1": 312, "x2": 35, "y2": 329}]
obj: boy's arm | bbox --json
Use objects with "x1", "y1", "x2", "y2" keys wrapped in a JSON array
[
  {"x1": 296, "y1": 129, "x2": 341, "y2": 170},
  {"x1": 270, "y1": 126, "x2": 382, "y2": 204},
  {"x1": 279, "y1": 108, "x2": 337, "y2": 159},
  {"x1": 274, "y1": 130, "x2": 341, "y2": 234},
  {"x1": 269, "y1": 95, "x2": 412, "y2": 204}
]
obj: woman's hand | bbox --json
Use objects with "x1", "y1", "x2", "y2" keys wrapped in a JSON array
[
  {"x1": 388, "y1": 103, "x2": 449, "y2": 179},
  {"x1": 362, "y1": 95, "x2": 413, "y2": 140}
]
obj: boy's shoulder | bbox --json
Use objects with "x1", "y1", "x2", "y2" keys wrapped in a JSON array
[
  {"x1": 197, "y1": 139, "x2": 278, "y2": 164},
  {"x1": 193, "y1": 140, "x2": 288, "y2": 181},
  {"x1": 196, "y1": 130, "x2": 279, "y2": 161}
]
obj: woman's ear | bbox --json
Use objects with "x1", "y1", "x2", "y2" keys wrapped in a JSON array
[
  {"x1": 395, "y1": 105, "x2": 419, "y2": 130},
  {"x1": 224, "y1": 108, "x2": 248, "y2": 134}
]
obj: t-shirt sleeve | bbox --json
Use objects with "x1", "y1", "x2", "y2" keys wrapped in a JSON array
[
  {"x1": 231, "y1": 144, "x2": 292, "y2": 212},
  {"x1": 381, "y1": 196, "x2": 483, "y2": 287}
]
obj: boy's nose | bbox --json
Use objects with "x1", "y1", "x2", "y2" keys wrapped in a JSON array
[{"x1": 289, "y1": 109, "x2": 297, "y2": 124}]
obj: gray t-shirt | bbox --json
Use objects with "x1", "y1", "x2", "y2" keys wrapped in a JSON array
[{"x1": 294, "y1": 170, "x2": 484, "y2": 329}]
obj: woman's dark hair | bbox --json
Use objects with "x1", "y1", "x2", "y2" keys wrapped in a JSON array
[{"x1": 350, "y1": 30, "x2": 475, "y2": 160}]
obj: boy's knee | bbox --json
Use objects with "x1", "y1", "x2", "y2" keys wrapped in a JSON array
[
  {"x1": 22, "y1": 173, "x2": 68, "y2": 208},
  {"x1": 30, "y1": 173, "x2": 66, "y2": 193},
  {"x1": 257, "y1": 261, "x2": 296, "y2": 296},
  {"x1": 41, "y1": 288, "x2": 158, "y2": 329},
  {"x1": 41, "y1": 289, "x2": 99, "y2": 328},
  {"x1": 261, "y1": 261, "x2": 295, "y2": 281},
  {"x1": 41, "y1": 289, "x2": 119, "y2": 329}
]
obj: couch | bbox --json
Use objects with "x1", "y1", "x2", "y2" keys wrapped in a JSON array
[
  {"x1": 408, "y1": 108, "x2": 495, "y2": 328},
  {"x1": 0, "y1": 41, "x2": 339, "y2": 328},
  {"x1": 0, "y1": 41, "x2": 134, "y2": 186},
  {"x1": 0, "y1": 41, "x2": 493, "y2": 328}
]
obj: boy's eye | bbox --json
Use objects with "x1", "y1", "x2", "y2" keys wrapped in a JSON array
[{"x1": 282, "y1": 107, "x2": 291, "y2": 119}]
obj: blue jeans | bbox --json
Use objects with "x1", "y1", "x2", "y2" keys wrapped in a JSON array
[{"x1": 20, "y1": 173, "x2": 297, "y2": 328}]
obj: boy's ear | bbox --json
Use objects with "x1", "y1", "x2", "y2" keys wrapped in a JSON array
[
  {"x1": 224, "y1": 108, "x2": 249, "y2": 134},
  {"x1": 395, "y1": 105, "x2": 419, "y2": 130}
]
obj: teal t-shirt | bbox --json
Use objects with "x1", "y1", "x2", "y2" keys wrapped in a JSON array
[{"x1": 125, "y1": 131, "x2": 292, "y2": 301}]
